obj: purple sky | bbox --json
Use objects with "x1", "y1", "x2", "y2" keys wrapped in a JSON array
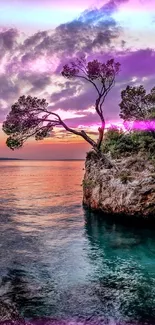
[{"x1": 0, "y1": 0, "x2": 155, "y2": 159}]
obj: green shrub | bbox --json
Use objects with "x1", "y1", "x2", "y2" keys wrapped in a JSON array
[{"x1": 101, "y1": 127, "x2": 155, "y2": 160}]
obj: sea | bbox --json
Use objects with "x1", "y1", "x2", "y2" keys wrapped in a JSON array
[{"x1": 0, "y1": 160, "x2": 155, "y2": 324}]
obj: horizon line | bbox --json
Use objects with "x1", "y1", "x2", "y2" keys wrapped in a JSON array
[{"x1": 0, "y1": 158, "x2": 85, "y2": 161}]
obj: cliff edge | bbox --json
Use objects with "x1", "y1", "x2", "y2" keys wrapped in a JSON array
[{"x1": 83, "y1": 151, "x2": 155, "y2": 219}]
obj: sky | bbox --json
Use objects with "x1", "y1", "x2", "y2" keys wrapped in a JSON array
[{"x1": 0, "y1": 0, "x2": 155, "y2": 159}]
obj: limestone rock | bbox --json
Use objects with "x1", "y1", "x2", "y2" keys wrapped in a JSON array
[{"x1": 83, "y1": 151, "x2": 155, "y2": 219}]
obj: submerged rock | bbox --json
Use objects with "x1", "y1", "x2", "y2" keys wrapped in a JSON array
[{"x1": 83, "y1": 151, "x2": 155, "y2": 220}]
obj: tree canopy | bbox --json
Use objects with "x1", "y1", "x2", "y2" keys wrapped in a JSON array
[
  {"x1": 3, "y1": 56, "x2": 120, "y2": 152},
  {"x1": 102, "y1": 85, "x2": 155, "y2": 160},
  {"x1": 119, "y1": 85, "x2": 155, "y2": 121}
]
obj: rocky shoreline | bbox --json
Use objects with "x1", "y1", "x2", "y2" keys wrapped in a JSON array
[{"x1": 83, "y1": 151, "x2": 155, "y2": 221}]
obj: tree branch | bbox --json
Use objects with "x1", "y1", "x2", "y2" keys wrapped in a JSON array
[
  {"x1": 60, "y1": 120, "x2": 97, "y2": 148},
  {"x1": 76, "y1": 75, "x2": 100, "y2": 95}
]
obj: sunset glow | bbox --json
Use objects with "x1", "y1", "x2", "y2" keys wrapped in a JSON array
[
  {"x1": 124, "y1": 120, "x2": 155, "y2": 131},
  {"x1": 0, "y1": 0, "x2": 155, "y2": 159}
]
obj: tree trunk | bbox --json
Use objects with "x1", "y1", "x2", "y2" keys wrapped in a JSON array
[{"x1": 96, "y1": 121, "x2": 105, "y2": 150}]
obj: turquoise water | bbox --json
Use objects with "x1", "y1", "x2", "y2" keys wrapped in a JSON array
[{"x1": 0, "y1": 160, "x2": 155, "y2": 324}]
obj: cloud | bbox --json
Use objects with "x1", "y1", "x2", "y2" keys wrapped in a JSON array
[
  {"x1": 0, "y1": 0, "x2": 125, "y2": 121},
  {"x1": 9, "y1": 0, "x2": 125, "y2": 69},
  {"x1": 0, "y1": 0, "x2": 155, "y2": 133},
  {"x1": 0, "y1": 28, "x2": 19, "y2": 57},
  {"x1": 0, "y1": 74, "x2": 20, "y2": 101},
  {"x1": 50, "y1": 86, "x2": 76, "y2": 103},
  {"x1": 18, "y1": 72, "x2": 51, "y2": 92},
  {"x1": 118, "y1": 49, "x2": 155, "y2": 79}
]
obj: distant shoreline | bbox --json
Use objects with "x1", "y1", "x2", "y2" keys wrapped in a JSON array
[
  {"x1": 0, "y1": 158, "x2": 85, "y2": 161},
  {"x1": 0, "y1": 158, "x2": 23, "y2": 161}
]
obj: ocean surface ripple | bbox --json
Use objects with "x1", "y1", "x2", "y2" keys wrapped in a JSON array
[{"x1": 0, "y1": 160, "x2": 155, "y2": 325}]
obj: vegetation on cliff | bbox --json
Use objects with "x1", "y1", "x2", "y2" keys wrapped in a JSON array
[
  {"x1": 102, "y1": 85, "x2": 155, "y2": 161},
  {"x1": 102, "y1": 128, "x2": 155, "y2": 161}
]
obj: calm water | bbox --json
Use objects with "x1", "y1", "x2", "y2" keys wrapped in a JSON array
[{"x1": 0, "y1": 160, "x2": 155, "y2": 324}]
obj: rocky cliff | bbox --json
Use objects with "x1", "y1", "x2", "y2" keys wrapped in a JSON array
[{"x1": 83, "y1": 151, "x2": 155, "y2": 220}]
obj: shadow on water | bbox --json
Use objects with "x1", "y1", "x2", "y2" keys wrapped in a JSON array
[
  {"x1": 0, "y1": 267, "x2": 48, "y2": 318},
  {"x1": 83, "y1": 208, "x2": 155, "y2": 324}
]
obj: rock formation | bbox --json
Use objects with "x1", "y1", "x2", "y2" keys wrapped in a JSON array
[{"x1": 83, "y1": 151, "x2": 155, "y2": 220}]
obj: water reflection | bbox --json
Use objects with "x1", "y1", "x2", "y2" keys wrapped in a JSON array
[
  {"x1": 0, "y1": 161, "x2": 155, "y2": 324},
  {"x1": 84, "y1": 209, "x2": 155, "y2": 323}
]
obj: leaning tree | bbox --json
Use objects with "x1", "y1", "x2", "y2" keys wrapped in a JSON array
[{"x1": 3, "y1": 56, "x2": 120, "y2": 153}]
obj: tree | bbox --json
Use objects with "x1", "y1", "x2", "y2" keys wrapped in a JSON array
[
  {"x1": 3, "y1": 56, "x2": 120, "y2": 153},
  {"x1": 100, "y1": 85, "x2": 155, "y2": 159},
  {"x1": 119, "y1": 85, "x2": 155, "y2": 121},
  {"x1": 62, "y1": 56, "x2": 120, "y2": 149}
]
